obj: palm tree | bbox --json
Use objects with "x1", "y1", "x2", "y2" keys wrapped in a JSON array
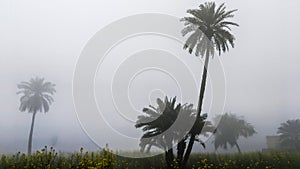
[
  {"x1": 213, "y1": 113, "x2": 256, "y2": 153},
  {"x1": 136, "y1": 97, "x2": 180, "y2": 168},
  {"x1": 277, "y1": 119, "x2": 300, "y2": 151},
  {"x1": 180, "y1": 2, "x2": 238, "y2": 164},
  {"x1": 17, "y1": 77, "x2": 56, "y2": 155},
  {"x1": 135, "y1": 97, "x2": 214, "y2": 168}
]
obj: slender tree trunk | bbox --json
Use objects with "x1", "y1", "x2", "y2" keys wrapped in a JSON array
[
  {"x1": 28, "y1": 111, "x2": 37, "y2": 155},
  {"x1": 165, "y1": 148, "x2": 174, "y2": 169},
  {"x1": 234, "y1": 142, "x2": 241, "y2": 153},
  {"x1": 176, "y1": 139, "x2": 186, "y2": 167},
  {"x1": 182, "y1": 52, "x2": 210, "y2": 168}
]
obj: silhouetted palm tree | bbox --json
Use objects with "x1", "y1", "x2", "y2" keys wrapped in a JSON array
[
  {"x1": 17, "y1": 77, "x2": 56, "y2": 155},
  {"x1": 277, "y1": 119, "x2": 300, "y2": 151},
  {"x1": 135, "y1": 97, "x2": 214, "y2": 168},
  {"x1": 136, "y1": 97, "x2": 180, "y2": 168},
  {"x1": 213, "y1": 113, "x2": 256, "y2": 153},
  {"x1": 180, "y1": 2, "x2": 238, "y2": 165}
]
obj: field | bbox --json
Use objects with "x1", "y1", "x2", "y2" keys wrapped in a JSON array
[{"x1": 1, "y1": 147, "x2": 300, "y2": 169}]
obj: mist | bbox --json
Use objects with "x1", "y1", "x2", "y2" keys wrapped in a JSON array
[{"x1": 1, "y1": 0, "x2": 300, "y2": 154}]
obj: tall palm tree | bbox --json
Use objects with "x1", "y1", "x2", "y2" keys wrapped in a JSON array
[
  {"x1": 17, "y1": 77, "x2": 56, "y2": 155},
  {"x1": 277, "y1": 119, "x2": 300, "y2": 151},
  {"x1": 213, "y1": 113, "x2": 256, "y2": 153},
  {"x1": 135, "y1": 97, "x2": 214, "y2": 168},
  {"x1": 180, "y1": 2, "x2": 238, "y2": 164}
]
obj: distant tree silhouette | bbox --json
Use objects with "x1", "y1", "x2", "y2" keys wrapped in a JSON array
[
  {"x1": 180, "y1": 2, "x2": 238, "y2": 166},
  {"x1": 17, "y1": 77, "x2": 56, "y2": 155},
  {"x1": 135, "y1": 97, "x2": 214, "y2": 169},
  {"x1": 213, "y1": 113, "x2": 256, "y2": 153},
  {"x1": 277, "y1": 119, "x2": 300, "y2": 151}
]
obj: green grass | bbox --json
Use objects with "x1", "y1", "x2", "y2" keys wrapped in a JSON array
[{"x1": 1, "y1": 147, "x2": 300, "y2": 169}]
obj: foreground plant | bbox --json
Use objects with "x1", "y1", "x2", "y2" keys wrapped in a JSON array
[
  {"x1": 0, "y1": 146, "x2": 115, "y2": 169},
  {"x1": 135, "y1": 97, "x2": 214, "y2": 169},
  {"x1": 1, "y1": 148, "x2": 300, "y2": 169}
]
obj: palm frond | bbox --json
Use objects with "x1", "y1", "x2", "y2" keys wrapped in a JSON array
[
  {"x1": 17, "y1": 77, "x2": 55, "y2": 113},
  {"x1": 181, "y1": 2, "x2": 238, "y2": 57}
]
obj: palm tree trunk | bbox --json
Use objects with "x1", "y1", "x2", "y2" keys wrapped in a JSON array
[
  {"x1": 28, "y1": 111, "x2": 37, "y2": 155},
  {"x1": 182, "y1": 52, "x2": 210, "y2": 168},
  {"x1": 234, "y1": 142, "x2": 241, "y2": 153},
  {"x1": 176, "y1": 140, "x2": 186, "y2": 166},
  {"x1": 165, "y1": 148, "x2": 174, "y2": 169}
]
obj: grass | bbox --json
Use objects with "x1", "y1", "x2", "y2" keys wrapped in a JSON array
[{"x1": 1, "y1": 147, "x2": 299, "y2": 169}]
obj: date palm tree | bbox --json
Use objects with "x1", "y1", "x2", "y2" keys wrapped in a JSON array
[
  {"x1": 180, "y1": 2, "x2": 238, "y2": 165},
  {"x1": 277, "y1": 119, "x2": 300, "y2": 151},
  {"x1": 135, "y1": 97, "x2": 181, "y2": 168},
  {"x1": 213, "y1": 113, "x2": 256, "y2": 153},
  {"x1": 17, "y1": 77, "x2": 56, "y2": 155},
  {"x1": 135, "y1": 97, "x2": 214, "y2": 168}
]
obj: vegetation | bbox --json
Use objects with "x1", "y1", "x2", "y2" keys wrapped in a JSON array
[
  {"x1": 0, "y1": 147, "x2": 115, "y2": 169},
  {"x1": 180, "y1": 2, "x2": 238, "y2": 167},
  {"x1": 6, "y1": 1, "x2": 300, "y2": 169},
  {"x1": 213, "y1": 113, "x2": 256, "y2": 153},
  {"x1": 277, "y1": 119, "x2": 300, "y2": 151},
  {"x1": 1, "y1": 147, "x2": 300, "y2": 169},
  {"x1": 135, "y1": 97, "x2": 214, "y2": 168},
  {"x1": 17, "y1": 77, "x2": 56, "y2": 155}
]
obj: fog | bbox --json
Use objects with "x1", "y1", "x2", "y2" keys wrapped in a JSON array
[{"x1": 1, "y1": 0, "x2": 300, "y2": 154}]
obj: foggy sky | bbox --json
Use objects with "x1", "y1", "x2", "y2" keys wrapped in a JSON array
[{"x1": 1, "y1": 0, "x2": 300, "y2": 154}]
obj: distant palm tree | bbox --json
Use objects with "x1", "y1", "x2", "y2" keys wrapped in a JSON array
[
  {"x1": 135, "y1": 97, "x2": 214, "y2": 168},
  {"x1": 17, "y1": 77, "x2": 56, "y2": 155},
  {"x1": 213, "y1": 113, "x2": 256, "y2": 153},
  {"x1": 277, "y1": 119, "x2": 300, "y2": 151},
  {"x1": 180, "y1": 2, "x2": 238, "y2": 164}
]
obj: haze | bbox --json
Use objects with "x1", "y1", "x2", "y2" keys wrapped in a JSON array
[{"x1": 0, "y1": 0, "x2": 300, "y2": 154}]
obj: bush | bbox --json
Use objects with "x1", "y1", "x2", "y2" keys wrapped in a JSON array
[
  {"x1": 1, "y1": 148, "x2": 300, "y2": 169},
  {"x1": 0, "y1": 146, "x2": 115, "y2": 169}
]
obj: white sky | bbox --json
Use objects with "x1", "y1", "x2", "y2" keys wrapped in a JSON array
[{"x1": 0, "y1": 0, "x2": 300, "y2": 153}]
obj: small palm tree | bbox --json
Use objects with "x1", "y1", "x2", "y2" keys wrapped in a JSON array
[
  {"x1": 213, "y1": 113, "x2": 256, "y2": 153},
  {"x1": 277, "y1": 119, "x2": 300, "y2": 151},
  {"x1": 135, "y1": 97, "x2": 180, "y2": 168},
  {"x1": 17, "y1": 77, "x2": 56, "y2": 155},
  {"x1": 180, "y1": 2, "x2": 238, "y2": 164},
  {"x1": 135, "y1": 97, "x2": 214, "y2": 168}
]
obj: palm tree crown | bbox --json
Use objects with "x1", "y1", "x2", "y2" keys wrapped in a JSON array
[
  {"x1": 181, "y1": 2, "x2": 239, "y2": 57},
  {"x1": 135, "y1": 97, "x2": 181, "y2": 151},
  {"x1": 277, "y1": 119, "x2": 300, "y2": 150},
  {"x1": 18, "y1": 77, "x2": 56, "y2": 113},
  {"x1": 136, "y1": 97, "x2": 214, "y2": 152},
  {"x1": 135, "y1": 97, "x2": 214, "y2": 168}
]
